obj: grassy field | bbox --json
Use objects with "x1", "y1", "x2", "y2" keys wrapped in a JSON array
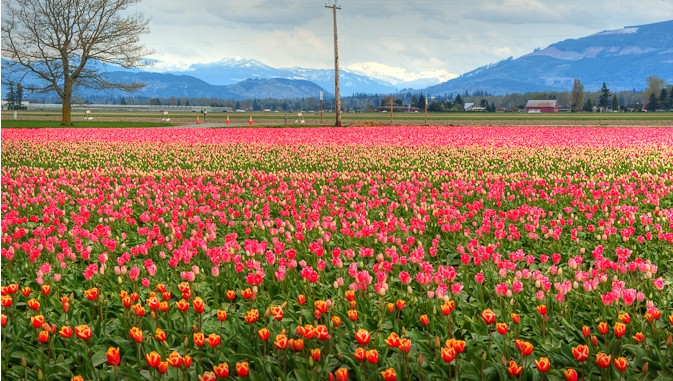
[{"x1": 2, "y1": 109, "x2": 673, "y2": 127}]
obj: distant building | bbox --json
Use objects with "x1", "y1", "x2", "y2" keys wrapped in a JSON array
[{"x1": 525, "y1": 100, "x2": 558, "y2": 113}]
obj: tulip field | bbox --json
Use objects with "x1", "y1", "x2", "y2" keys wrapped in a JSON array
[{"x1": 2, "y1": 126, "x2": 673, "y2": 381}]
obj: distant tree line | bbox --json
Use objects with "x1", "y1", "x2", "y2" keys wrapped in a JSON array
[{"x1": 10, "y1": 76, "x2": 673, "y2": 113}]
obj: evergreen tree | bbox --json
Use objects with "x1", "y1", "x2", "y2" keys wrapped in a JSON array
[
  {"x1": 598, "y1": 82, "x2": 611, "y2": 110},
  {"x1": 583, "y1": 98, "x2": 593, "y2": 112},
  {"x1": 454, "y1": 94, "x2": 463, "y2": 105},
  {"x1": 659, "y1": 88, "x2": 670, "y2": 110},
  {"x1": 416, "y1": 95, "x2": 426, "y2": 110},
  {"x1": 611, "y1": 95, "x2": 619, "y2": 111},
  {"x1": 6, "y1": 82, "x2": 16, "y2": 108}
]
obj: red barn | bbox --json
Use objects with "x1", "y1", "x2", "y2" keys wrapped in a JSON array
[{"x1": 525, "y1": 100, "x2": 558, "y2": 113}]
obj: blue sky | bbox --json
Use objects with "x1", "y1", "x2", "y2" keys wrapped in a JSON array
[{"x1": 136, "y1": 0, "x2": 673, "y2": 81}]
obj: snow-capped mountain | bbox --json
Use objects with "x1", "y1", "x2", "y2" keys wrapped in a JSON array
[{"x1": 426, "y1": 20, "x2": 673, "y2": 95}]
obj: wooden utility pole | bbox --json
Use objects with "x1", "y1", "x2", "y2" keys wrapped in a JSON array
[
  {"x1": 326, "y1": 2, "x2": 342, "y2": 127},
  {"x1": 390, "y1": 96, "x2": 393, "y2": 124}
]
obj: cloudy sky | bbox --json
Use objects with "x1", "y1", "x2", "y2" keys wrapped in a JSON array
[{"x1": 135, "y1": 0, "x2": 673, "y2": 81}]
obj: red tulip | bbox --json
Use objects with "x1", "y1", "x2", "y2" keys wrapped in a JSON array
[
  {"x1": 129, "y1": 326, "x2": 143, "y2": 343},
  {"x1": 258, "y1": 327, "x2": 270, "y2": 341},
  {"x1": 563, "y1": 368, "x2": 578, "y2": 381},
  {"x1": 335, "y1": 367, "x2": 348, "y2": 381},
  {"x1": 613, "y1": 322, "x2": 626, "y2": 338},
  {"x1": 507, "y1": 360, "x2": 523, "y2": 377},
  {"x1": 75, "y1": 325, "x2": 92, "y2": 341},
  {"x1": 145, "y1": 351, "x2": 161, "y2": 368},
  {"x1": 206, "y1": 333, "x2": 221, "y2": 348},
  {"x1": 614, "y1": 356, "x2": 628, "y2": 372},
  {"x1": 365, "y1": 349, "x2": 378, "y2": 364},
  {"x1": 380, "y1": 368, "x2": 396, "y2": 381},
  {"x1": 534, "y1": 357, "x2": 550, "y2": 373},
  {"x1": 355, "y1": 328, "x2": 371, "y2": 346},
  {"x1": 481, "y1": 309, "x2": 496, "y2": 325},
  {"x1": 193, "y1": 332, "x2": 205, "y2": 347},
  {"x1": 167, "y1": 351, "x2": 182, "y2": 368},
  {"x1": 38, "y1": 330, "x2": 49, "y2": 343},
  {"x1": 595, "y1": 352, "x2": 611, "y2": 368},
  {"x1": 572, "y1": 344, "x2": 589, "y2": 362},
  {"x1": 213, "y1": 362, "x2": 229, "y2": 378},
  {"x1": 236, "y1": 361, "x2": 249, "y2": 377},
  {"x1": 106, "y1": 347, "x2": 120, "y2": 366}
]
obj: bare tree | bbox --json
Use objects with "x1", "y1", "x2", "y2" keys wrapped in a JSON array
[
  {"x1": 2, "y1": 0, "x2": 152, "y2": 125},
  {"x1": 571, "y1": 78, "x2": 584, "y2": 112},
  {"x1": 644, "y1": 76, "x2": 665, "y2": 105}
]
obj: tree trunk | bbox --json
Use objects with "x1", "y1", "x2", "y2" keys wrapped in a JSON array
[{"x1": 61, "y1": 80, "x2": 72, "y2": 125}]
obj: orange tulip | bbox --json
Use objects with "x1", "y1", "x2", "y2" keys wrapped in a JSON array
[
  {"x1": 129, "y1": 326, "x2": 143, "y2": 343},
  {"x1": 507, "y1": 360, "x2": 523, "y2": 377},
  {"x1": 311, "y1": 348, "x2": 321, "y2": 362},
  {"x1": 106, "y1": 347, "x2": 120, "y2": 366},
  {"x1": 273, "y1": 304, "x2": 290, "y2": 321},
  {"x1": 193, "y1": 332, "x2": 205, "y2": 347},
  {"x1": 419, "y1": 314, "x2": 430, "y2": 326},
  {"x1": 258, "y1": 327, "x2": 270, "y2": 341},
  {"x1": 244, "y1": 309, "x2": 259, "y2": 324},
  {"x1": 331, "y1": 315, "x2": 342, "y2": 327},
  {"x1": 297, "y1": 294, "x2": 306, "y2": 305},
  {"x1": 563, "y1": 368, "x2": 578, "y2": 381},
  {"x1": 75, "y1": 325, "x2": 92, "y2": 341},
  {"x1": 537, "y1": 304, "x2": 547, "y2": 315},
  {"x1": 597, "y1": 321, "x2": 609, "y2": 335},
  {"x1": 41, "y1": 285, "x2": 51, "y2": 295},
  {"x1": 398, "y1": 338, "x2": 411, "y2": 353},
  {"x1": 347, "y1": 309, "x2": 358, "y2": 321},
  {"x1": 315, "y1": 300, "x2": 328, "y2": 313},
  {"x1": 619, "y1": 312, "x2": 631, "y2": 324},
  {"x1": 534, "y1": 357, "x2": 550, "y2": 373},
  {"x1": 31, "y1": 314, "x2": 45, "y2": 328},
  {"x1": 213, "y1": 362, "x2": 229, "y2": 378},
  {"x1": 441, "y1": 346, "x2": 456, "y2": 363},
  {"x1": 274, "y1": 334, "x2": 288, "y2": 350},
  {"x1": 241, "y1": 288, "x2": 253, "y2": 300},
  {"x1": 175, "y1": 299, "x2": 189, "y2": 312},
  {"x1": 380, "y1": 368, "x2": 396, "y2": 381},
  {"x1": 315, "y1": 325, "x2": 330, "y2": 340},
  {"x1": 365, "y1": 349, "x2": 378, "y2": 364},
  {"x1": 335, "y1": 367, "x2": 348, "y2": 381},
  {"x1": 38, "y1": 330, "x2": 49, "y2": 343},
  {"x1": 147, "y1": 296, "x2": 160, "y2": 310},
  {"x1": 515, "y1": 339, "x2": 534, "y2": 356},
  {"x1": 206, "y1": 333, "x2": 221, "y2": 348},
  {"x1": 385, "y1": 332, "x2": 400, "y2": 348},
  {"x1": 1, "y1": 295, "x2": 12, "y2": 308},
  {"x1": 192, "y1": 297, "x2": 205, "y2": 314},
  {"x1": 133, "y1": 303, "x2": 146, "y2": 317},
  {"x1": 441, "y1": 300, "x2": 455, "y2": 315},
  {"x1": 595, "y1": 352, "x2": 611, "y2": 368},
  {"x1": 145, "y1": 351, "x2": 161, "y2": 368},
  {"x1": 291, "y1": 338, "x2": 305, "y2": 351},
  {"x1": 571, "y1": 344, "x2": 589, "y2": 362},
  {"x1": 633, "y1": 332, "x2": 645, "y2": 343},
  {"x1": 201, "y1": 371, "x2": 216, "y2": 381},
  {"x1": 355, "y1": 328, "x2": 371, "y2": 346},
  {"x1": 236, "y1": 361, "x2": 249, "y2": 377},
  {"x1": 345, "y1": 290, "x2": 355, "y2": 301},
  {"x1": 217, "y1": 309, "x2": 227, "y2": 321},
  {"x1": 511, "y1": 313, "x2": 520, "y2": 324},
  {"x1": 614, "y1": 356, "x2": 628, "y2": 372},
  {"x1": 157, "y1": 361, "x2": 169, "y2": 375},
  {"x1": 183, "y1": 354, "x2": 192, "y2": 368},
  {"x1": 613, "y1": 322, "x2": 626, "y2": 338},
  {"x1": 226, "y1": 290, "x2": 236, "y2": 301},
  {"x1": 71, "y1": 376, "x2": 84, "y2": 381},
  {"x1": 27, "y1": 298, "x2": 40, "y2": 311},
  {"x1": 59, "y1": 325, "x2": 73, "y2": 338},
  {"x1": 496, "y1": 322, "x2": 508, "y2": 335},
  {"x1": 395, "y1": 299, "x2": 405, "y2": 310},
  {"x1": 481, "y1": 308, "x2": 496, "y2": 325},
  {"x1": 1, "y1": 314, "x2": 7, "y2": 327},
  {"x1": 155, "y1": 328, "x2": 167, "y2": 342},
  {"x1": 354, "y1": 347, "x2": 366, "y2": 362},
  {"x1": 84, "y1": 287, "x2": 99, "y2": 301},
  {"x1": 167, "y1": 351, "x2": 182, "y2": 368},
  {"x1": 22, "y1": 287, "x2": 31, "y2": 297},
  {"x1": 582, "y1": 326, "x2": 590, "y2": 337}
]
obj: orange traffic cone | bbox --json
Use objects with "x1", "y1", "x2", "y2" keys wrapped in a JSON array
[
  {"x1": 248, "y1": 116, "x2": 254, "y2": 126},
  {"x1": 226, "y1": 116, "x2": 230, "y2": 124}
]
